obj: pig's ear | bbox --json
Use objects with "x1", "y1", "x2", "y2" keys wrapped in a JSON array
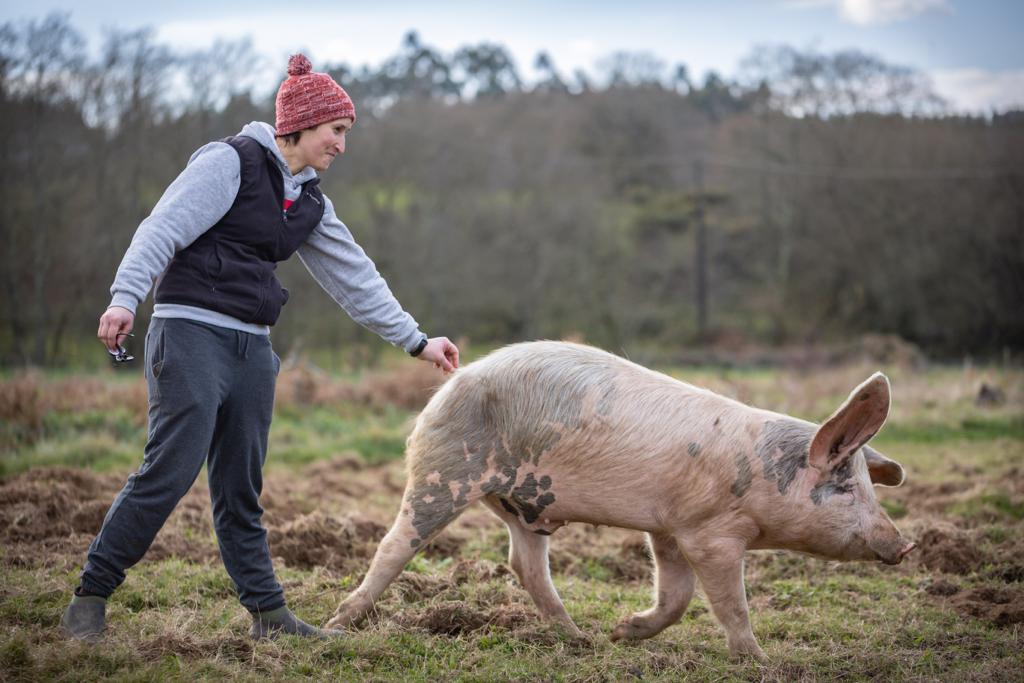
[
  {"x1": 863, "y1": 446, "x2": 905, "y2": 486},
  {"x1": 809, "y1": 372, "x2": 890, "y2": 472}
]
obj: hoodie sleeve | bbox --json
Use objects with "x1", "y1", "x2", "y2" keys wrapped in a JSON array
[
  {"x1": 297, "y1": 195, "x2": 424, "y2": 351},
  {"x1": 108, "y1": 142, "x2": 241, "y2": 313}
]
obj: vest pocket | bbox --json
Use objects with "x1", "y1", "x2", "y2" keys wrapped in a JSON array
[
  {"x1": 208, "y1": 243, "x2": 266, "y2": 321},
  {"x1": 207, "y1": 244, "x2": 224, "y2": 280},
  {"x1": 253, "y1": 270, "x2": 285, "y2": 324}
]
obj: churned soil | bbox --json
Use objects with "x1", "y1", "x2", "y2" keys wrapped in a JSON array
[
  {"x1": 949, "y1": 586, "x2": 1024, "y2": 626},
  {"x1": 0, "y1": 457, "x2": 641, "y2": 577},
  {"x1": 1, "y1": 451, "x2": 1021, "y2": 629}
]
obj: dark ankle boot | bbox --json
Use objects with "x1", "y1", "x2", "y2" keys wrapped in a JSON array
[
  {"x1": 250, "y1": 605, "x2": 343, "y2": 640},
  {"x1": 61, "y1": 594, "x2": 106, "y2": 643}
]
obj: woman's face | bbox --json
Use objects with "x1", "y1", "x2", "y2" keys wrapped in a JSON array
[{"x1": 296, "y1": 117, "x2": 353, "y2": 172}]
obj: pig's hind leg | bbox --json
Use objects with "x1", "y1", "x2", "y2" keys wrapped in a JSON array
[
  {"x1": 326, "y1": 487, "x2": 463, "y2": 630},
  {"x1": 610, "y1": 533, "x2": 695, "y2": 642},
  {"x1": 482, "y1": 496, "x2": 582, "y2": 637}
]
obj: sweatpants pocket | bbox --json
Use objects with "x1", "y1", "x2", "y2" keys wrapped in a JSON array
[{"x1": 149, "y1": 323, "x2": 167, "y2": 379}]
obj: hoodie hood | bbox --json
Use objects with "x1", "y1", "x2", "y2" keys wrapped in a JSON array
[{"x1": 237, "y1": 121, "x2": 319, "y2": 185}]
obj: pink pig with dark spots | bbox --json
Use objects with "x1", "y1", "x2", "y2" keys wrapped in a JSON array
[{"x1": 326, "y1": 341, "x2": 914, "y2": 660}]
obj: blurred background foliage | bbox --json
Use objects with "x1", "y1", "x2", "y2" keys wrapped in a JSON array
[{"x1": 1, "y1": 14, "x2": 1021, "y2": 368}]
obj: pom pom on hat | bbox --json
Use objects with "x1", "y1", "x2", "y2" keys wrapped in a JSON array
[
  {"x1": 287, "y1": 54, "x2": 312, "y2": 76},
  {"x1": 275, "y1": 53, "x2": 356, "y2": 136}
]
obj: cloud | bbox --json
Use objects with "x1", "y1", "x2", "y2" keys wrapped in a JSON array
[
  {"x1": 929, "y1": 67, "x2": 1024, "y2": 113},
  {"x1": 155, "y1": 13, "x2": 363, "y2": 65},
  {"x1": 784, "y1": 0, "x2": 952, "y2": 25}
]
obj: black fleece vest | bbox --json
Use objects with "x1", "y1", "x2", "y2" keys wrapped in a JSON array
[{"x1": 154, "y1": 136, "x2": 325, "y2": 326}]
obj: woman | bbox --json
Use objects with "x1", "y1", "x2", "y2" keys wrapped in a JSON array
[{"x1": 61, "y1": 54, "x2": 459, "y2": 641}]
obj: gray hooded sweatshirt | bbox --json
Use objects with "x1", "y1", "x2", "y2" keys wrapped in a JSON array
[{"x1": 108, "y1": 121, "x2": 423, "y2": 352}]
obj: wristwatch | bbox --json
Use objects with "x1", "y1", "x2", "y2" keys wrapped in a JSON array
[{"x1": 409, "y1": 335, "x2": 429, "y2": 357}]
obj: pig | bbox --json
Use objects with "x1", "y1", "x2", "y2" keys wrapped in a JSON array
[{"x1": 325, "y1": 341, "x2": 915, "y2": 659}]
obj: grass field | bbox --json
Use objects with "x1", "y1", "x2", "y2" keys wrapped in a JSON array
[{"x1": 1, "y1": 354, "x2": 1022, "y2": 681}]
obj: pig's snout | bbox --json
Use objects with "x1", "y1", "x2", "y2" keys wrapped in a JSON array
[
  {"x1": 897, "y1": 541, "x2": 917, "y2": 563},
  {"x1": 879, "y1": 541, "x2": 917, "y2": 565},
  {"x1": 864, "y1": 516, "x2": 916, "y2": 565}
]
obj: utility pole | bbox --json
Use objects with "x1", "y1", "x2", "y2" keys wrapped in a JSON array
[{"x1": 693, "y1": 158, "x2": 708, "y2": 342}]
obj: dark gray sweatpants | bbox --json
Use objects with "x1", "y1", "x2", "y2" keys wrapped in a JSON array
[{"x1": 80, "y1": 317, "x2": 285, "y2": 612}]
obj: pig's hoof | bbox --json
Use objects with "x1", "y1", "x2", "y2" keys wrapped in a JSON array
[
  {"x1": 324, "y1": 615, "x2": 346, "y2": 630},
  {"x1": 610, "y1": 618, "x2": 649, "y2": 642},
  {"x1": 325, "y1": 597, "x2": 372, "y2": 630},
  {"x1": 729, "y1": 643, "x2": 767, "y2": 663},
  {"x1": 559, "y1": 623, "x2": 586, "y2": 641},
  {"x1": 325, "y1": 609, "x2": 362, "y2": 630}
]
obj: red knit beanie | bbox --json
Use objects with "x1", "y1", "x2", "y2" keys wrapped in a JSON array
[{"x1": 275, "y1": 54, "x2": 356, "y2": 136}]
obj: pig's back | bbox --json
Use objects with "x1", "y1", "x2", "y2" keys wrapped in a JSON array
[{"x1": 417, "y1": 341, "x2": 742, "y2": 464}]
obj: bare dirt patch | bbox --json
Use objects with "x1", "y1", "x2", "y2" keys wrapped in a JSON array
[
  {"x1": 924, "y1": 577, "x2": 961, "y2": 597},
  {"x1": 390, "y1": 571, "x2": 457, "y2": 603},
  {"x1": 450, "y1": 559, "x2": 511, "y2": 585},
  {"x1": 392, "y1": 600, "x2": 539, "y2": 636},
  {"x1": 420, "y1": 530, "x2": 467, "y2": 560},
  {"x1": 949, "y1": 586, "x2": 1024, "y2": 627},
  {"x1": 0, "y1": 467, "x2": 125, "y2": 567},
  {"x1": 916, "y1": 526, "x2": 985, "y2": 575},
  {"x1": 0, "y1": 467, "x2": 121, "y2": 542},
  {"x1": 267, "y1": 512, "x2": 386, "y2": 573},
  {"x1": 135, "y1": 631, "x2": 254, "y2": 662},
  {"x1": 394, "y1": 600, "x2": 491, "y2": 635}
]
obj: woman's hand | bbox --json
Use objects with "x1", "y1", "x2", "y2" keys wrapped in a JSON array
[
  {"x1": 418, "y1": 337, "x2": 460, "y2": 373},
  {"x1": 98, "y1": 306, "x2": 135, "y2": 352}
]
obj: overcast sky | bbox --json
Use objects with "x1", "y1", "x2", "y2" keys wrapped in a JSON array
[{"x1": 2, "y1": 0, "x2": 1021, "y2": 113}]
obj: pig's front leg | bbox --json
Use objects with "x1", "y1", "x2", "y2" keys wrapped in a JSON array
[
  {"x1": 681, "y1": 536, "x2": 766, "y2": 661},
  {"x1": 610, "y1": 533, "x2": 695, "y2": 641}
]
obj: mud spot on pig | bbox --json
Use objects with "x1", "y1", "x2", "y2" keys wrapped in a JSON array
[
  {"x1": 949, "y1": 586, "x2": 1024, "y2": 627},
  {"x1": 731, "y1": 454, "x2": 753, "y2": 497},
  {"x1": 406, "y1": 436, "x2": 512, "y2": 546},
  {"x1": 513, "y1": 473, "x2": 540, "y2": 500},
  {"x1": 755, "y1": 420, "x2": 812, "y2": 495},
  {"x1": 810, "y1": 455, "x2": 856, "y2": 504},
  {"x1": 504, "y1": 473, "x2": 558, "y2": 524},
  {"x1": 405, "y1": 364, "x2": 616, "y2": 547},
  {"x1": 687, "y1": 442, "x2": 701, "y2": 457}
]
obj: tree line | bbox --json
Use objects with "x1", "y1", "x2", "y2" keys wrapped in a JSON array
[{"x1": 1, "y1": 14, "x2": 1021, "y2": 366}]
